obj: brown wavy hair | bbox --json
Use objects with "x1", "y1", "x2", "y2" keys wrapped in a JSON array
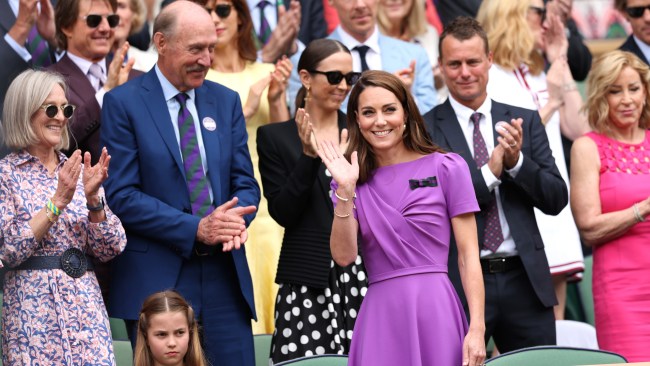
[
  {"x1": 134, "y1": 290, "x2": 206, "y2": 366},
  {"x1": 345, "y1": 70, "x2": 444, "y2": 183},
  {"x1": 56, "y1": 0, "x2": 118, "y2": 50}
]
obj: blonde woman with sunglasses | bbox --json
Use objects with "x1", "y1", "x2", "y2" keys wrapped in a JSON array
[{"x1": 0, "y1": 70, "x2": 126, "y2": 365}]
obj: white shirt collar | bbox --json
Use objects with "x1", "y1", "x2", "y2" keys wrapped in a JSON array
[
  {"x1": 66, "y1": 52, "x2": 106, "y2": 76},
  {"x1": 633, "y1": 35, "x2": 650, "y2": 62},
  {"x1": 335, "y1": 25, "x2": 381, "y2": 56},
  {"x1": 448, "y1": 94, "x2": 492, "y2": 128},
  {"x1": 155, "y1": 64, "x2": 196, "y2": 103}
]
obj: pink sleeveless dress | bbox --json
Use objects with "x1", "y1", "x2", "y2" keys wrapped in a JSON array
[{"x1": 587, "y1": 131, "x2": 650, "y2": 362}]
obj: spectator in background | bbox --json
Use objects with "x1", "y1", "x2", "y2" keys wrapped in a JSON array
[
  {"x1": 571, "y1": 50, "x2": 650, "y2": 362},
  {"x1": 477, "y1": 0, "x2": 590, "y2": 320},
  {"x1": 1, "y1": 0, "x2": 57, "y2": 158},
  {"x1": 424, "y1": 16, "x2": 566, "y2": 353},
  {"x1": 616, "y1": 0, "x2": 650, "y2": 65},
  {"x1": 49, "y1": 0, "x2": 138, "y2": 165},
  {"x1": 250, "y1": 0, "x2": 326, "y2": 62},
  {"x1": 257, "y1": 39, "x2": 367, "y2": 364},
  {"x1": 112, "y1": 0, "x2": 157, "y2": 71},
  {"x1": 288, "y1": 0, "x2": 436, "y2": 114},
  {"x1": 203, "y1": 0, "x2": 292, "y2": 334},
  {"x1": 101, "y1": 1, "x2": 260, "y2": 364},
  {"x1": 0, "y1": 69, "x2": 126, "y2": 365},
  {"x1": 134, "y1": 290, "x2": 208, "y2": 366},
  {"x1": 377, "y1": 0, "x2": 447, "y2": 103}
]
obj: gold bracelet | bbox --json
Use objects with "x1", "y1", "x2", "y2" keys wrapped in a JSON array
[
  {"x1": 335, "y1": 190, "x2": 356, "y2": 202},
  {"x1": 633, "y1": 203, "x2": 645, "y2": 223},
  {"x1": 45, "y1": 206, "x2": 57, "y2": 223},
  {"x1": 334, "y1": 210, "x2": 351, "y2": 218}
]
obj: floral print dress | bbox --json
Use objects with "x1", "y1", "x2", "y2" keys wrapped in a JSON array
[{"x1": 0, "y1": 151, "x2": 127, "y2": 365}]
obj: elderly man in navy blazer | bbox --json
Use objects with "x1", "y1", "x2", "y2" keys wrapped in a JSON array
[
  {"x1": 101, "y1": 1, "x2": 260, "y2": 365},
  {"x1": 424, "y1": 17, "x2": 565, "y2": 353}
]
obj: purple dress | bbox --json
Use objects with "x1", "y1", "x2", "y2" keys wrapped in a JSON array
[{"x1": 333, "y1": 153, "x2": 479, "y2": 366}]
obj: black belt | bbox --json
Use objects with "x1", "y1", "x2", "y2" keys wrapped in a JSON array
[
  {"x1": 12, "y1": 248, "x2": 94, "y2": 278},
  {"x1": 480, "y1": 256, "x2": 523, "y2": 274}
]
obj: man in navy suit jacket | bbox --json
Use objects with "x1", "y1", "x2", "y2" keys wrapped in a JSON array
[
  {"x1": 616, "y1": 0, "x2": 650, "y2": 64},
  {"x1": 424, "y1": 17, "x2": 565, "y2": 353},
  {"x1": 101, "y1": 2, "x2": 260, "y2": 365}
]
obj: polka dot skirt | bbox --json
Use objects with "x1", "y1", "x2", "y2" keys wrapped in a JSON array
[{"x1": 270, "y1": 256, "x2": 368, "y2": 364}]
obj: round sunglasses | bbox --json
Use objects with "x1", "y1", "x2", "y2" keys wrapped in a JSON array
[
  {"x1": 205, "y1": 4, "x2": 232, "y2": 18},
  {"x1": 39, "y1": 104, "x2": 76, "y2": 119},
  {"x1": 309, "y1": 70, "x2": 362, "y2": 85},
  {"x1": 626, "y1": 5, "x2": 650, "y2": 18},
  {"x1": 81, "y1": 14, "x2": 120, "y2": 28}
]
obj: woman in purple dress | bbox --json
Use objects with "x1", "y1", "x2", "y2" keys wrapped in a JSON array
[{"x1": 316, "y1": 71, "x2": 486, "y2": 366}]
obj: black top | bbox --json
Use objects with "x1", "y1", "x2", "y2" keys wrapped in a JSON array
[{"x1": 257, "y1": 111, "x2": 347, "y2": 288}]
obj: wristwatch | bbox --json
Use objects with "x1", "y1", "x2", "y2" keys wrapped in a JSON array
[{"x1": 86, "y1": 197, "x2": 105, "y2": 212}]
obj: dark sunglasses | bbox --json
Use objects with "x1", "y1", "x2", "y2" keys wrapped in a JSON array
[
  {"x1": 626, "y1": 5, "x2": 650, "y2": 18},
  {"x1": 309, "y1": 70, "x2": 362, "y2": 85},
  {"x1": 40, "y1": 104, "x2": 76, "y2": 119},
  {"x1": 82, "y1": 14, "x2": 120, "y2": 28},
  {"x1": 205, "y1": 4, "x2": 232, "y2": 18},
  {"x1": 528, "y1": 6, "x2": 546, "y2": 21}
]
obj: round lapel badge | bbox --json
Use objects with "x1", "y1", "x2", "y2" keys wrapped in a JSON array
[{"x1": 202, "y1": 117, "x2": 217, "y2": 131}]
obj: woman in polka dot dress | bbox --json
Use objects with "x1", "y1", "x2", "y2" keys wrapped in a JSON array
[{"x1": 257, "y1": 39, "x2": 368, "y2": 364}]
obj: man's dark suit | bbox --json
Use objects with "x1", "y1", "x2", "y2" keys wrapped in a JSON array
[
  {"x1": 290, "y1": 0, "x2": 327, "y2": 46},
  {"x1": 102, "y1": 68, "x2": 259, "y2": 365},
  {"x1": 620, "y1": 35, "x2": 649, "y2": 65},
  {"x1": 424, "y1": 99, "x2": 566, "y2": 352},
  {"x1": 47, "y1": 54, "x2": 141, "y2": 164},
  {"x1": 0, "y1": 0, "x2": 56, "y2": 157}
]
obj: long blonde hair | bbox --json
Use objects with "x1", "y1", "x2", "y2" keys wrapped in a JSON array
[
  {"x1": 476, "y1": 0, "x2": 544, "y2": 75},
  {"x1": 134, "y1": 290, "x2": 207, "y2": 366},
  {"x1": 583, "y1": 50, "x2": 650, "y2": 133},
  {"x1": 377, "y1": 0, "x2": 427, "y2": 40}
]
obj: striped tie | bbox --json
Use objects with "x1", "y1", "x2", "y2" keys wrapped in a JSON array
[
  {"x1": 257, "y1": 0, "x2": 272, "y2": 45},
  {"x1": 26, "y1": 26, "x2": 52, "y2": 67},
  {"x1": 175, "y1": 93, "x2": 213, "y2": 217}
]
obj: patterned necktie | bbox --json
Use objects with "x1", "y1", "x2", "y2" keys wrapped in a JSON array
[
  {"x1": 471, "y1": 112, "x2": 504, "y2": 253},
  {"x1": 175, "y1": 93, "x2": 213, "y2": 217},
  {"x1": 257, "y1": 0, "x2": 272, "y2": 45},
  {"x1": 26, "y1": 26, "x2": 52, "y2": 67},
  {"x1": 353, "y1": 45, "x2": 370, "y2": 72},
  {"x1": 88, "y1": 63, "x2": 106, "y2": 91}
]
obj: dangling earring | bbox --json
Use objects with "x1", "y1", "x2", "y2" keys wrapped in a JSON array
[{"x1": 305, "y1": 86, "x2": 312, "y2": 102}]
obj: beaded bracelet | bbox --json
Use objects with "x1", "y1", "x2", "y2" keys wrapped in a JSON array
[
  {"x1": 335, "y1": 190, "x2": 356, "y2": 202},
  {"x1": 47, "y1": 199, "x2": 61, "y2": 216},
  {"x1": 633, "y1": 203, "x2": 645, "y2": 223}
]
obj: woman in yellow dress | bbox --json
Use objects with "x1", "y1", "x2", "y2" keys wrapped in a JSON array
[{"x1": 203, "y1": 0, "x2": 292, "y2": 334}]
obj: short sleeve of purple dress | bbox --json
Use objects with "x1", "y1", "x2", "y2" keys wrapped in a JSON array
[{"x1": 332, "y1": 152, "x2": 479, "y2": 366}]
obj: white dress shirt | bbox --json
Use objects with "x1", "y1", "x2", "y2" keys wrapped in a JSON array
[
  {"x1": 448, "y1": 95, "x2": 524, "y2": 257},
  {"x1": 334, "y1": 25, "x2": 382, "y2": 72},
  {"x1": 66, "y1": 52, "x2": 108, "y2": 108}
]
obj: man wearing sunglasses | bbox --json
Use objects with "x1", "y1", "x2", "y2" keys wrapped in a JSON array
[
  {"x1": 47, "y1": 0, "x2": 139, "y2": 167},
  {"x1": 617, "y1": 0, "x2": 650, "y2": 65},
  {"x1": 101, "y1": 1, "x2": 259, "y2": 365}
]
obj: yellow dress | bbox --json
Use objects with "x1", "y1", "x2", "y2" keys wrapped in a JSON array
[{"x1": 206, "y1": 62, "x2": 284, "y2": 334}]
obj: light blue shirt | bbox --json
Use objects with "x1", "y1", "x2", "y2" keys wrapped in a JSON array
[{"x1": 154, "y1": 64, "x2": 214, "y2": 200}]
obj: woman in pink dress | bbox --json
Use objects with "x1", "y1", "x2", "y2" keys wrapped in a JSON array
[
  {"x1": 571, "y1": 50, "x2": 650, "y2": 362},
  {"x1": 315, "y1": 70, "x2": 486, "y2": 366}
]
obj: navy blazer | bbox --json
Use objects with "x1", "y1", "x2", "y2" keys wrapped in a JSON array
[
  {"x1": 101, "y1": 68, "x2": 260, "y2": 320},
  {"x1": 620, "y1": 35, "x2": 650, "y2": 65},
  {"x1": 423, "y1": 99, "x2": 566, "y2": 308}
]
